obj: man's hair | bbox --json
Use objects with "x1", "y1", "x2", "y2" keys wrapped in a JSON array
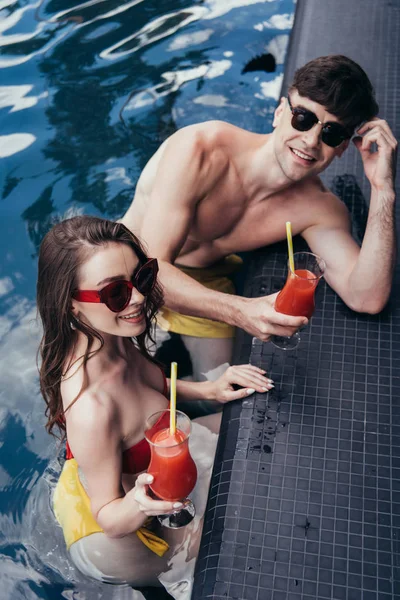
[{"x1": 289, "y1": 55, "x2": 379, "y2": 131}]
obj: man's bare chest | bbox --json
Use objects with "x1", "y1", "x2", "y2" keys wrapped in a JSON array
[{"x1": 189, "y1": 192, "x2": 294, "y2": 253}]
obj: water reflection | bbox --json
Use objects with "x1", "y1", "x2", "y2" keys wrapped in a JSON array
[
  {"x1": 0, "y1": 85, "x2": 48, "y2": 112},
  {"x1": 0, "y1": 0, "x2": 295, "y2": 597},
  {"x1": 0, "y1": 133, "x2": 36, "y2": 157}
]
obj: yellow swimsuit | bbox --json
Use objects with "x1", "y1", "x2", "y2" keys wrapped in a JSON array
[
  {"x1": 157, "y1": 254, "x2": 243, "y2": 338},
  {"x1": 53, "y1": 459, "x2": 168, "y2": 556},
  {"x1": 54, "y1": 376, "x2": 170, "y2": 557}
]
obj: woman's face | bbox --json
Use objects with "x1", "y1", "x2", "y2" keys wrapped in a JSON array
[{"x1": 71, "y1": 242, "x2": 147, "y2": 337}]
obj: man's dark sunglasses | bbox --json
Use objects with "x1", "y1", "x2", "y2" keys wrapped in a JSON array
[
  {"x1": 287, "y1": 96, "x2": 351, "y2": 148},
  {"x1": 72, "y1": 258, "x2": 158, "y2": 313}
]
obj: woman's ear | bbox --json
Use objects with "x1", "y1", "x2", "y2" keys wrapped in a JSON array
[
  {"x1": 272, "y1": 96, "x2": 286, "y2": 128},
  {"x1": 71, "y1": 300, "x2": 80, "y2": 316}
]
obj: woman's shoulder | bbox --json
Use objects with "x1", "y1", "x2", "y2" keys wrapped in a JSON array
[
  {"x1": 61, "y1": 349, "x2": 123, "y2": 417},
  {"x1": 60, "y1": 353, "x2": 86, "y2": 411}
]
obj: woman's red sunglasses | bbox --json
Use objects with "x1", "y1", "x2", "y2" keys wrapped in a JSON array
[{"x1": 72, "y1": 258, "x2": 158, "y2": 313}]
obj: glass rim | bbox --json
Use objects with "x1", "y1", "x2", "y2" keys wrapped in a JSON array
[
  {"x1": 144, "y1": 409, "x2": 191, "y2": 448},
  {"x1": 287, "y1": 251, "x2": 326, "y2": 280}
]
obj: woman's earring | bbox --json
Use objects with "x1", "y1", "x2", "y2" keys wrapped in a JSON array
[{"x1": 70, "y1": 314, "x2": 79, "y2": 330}]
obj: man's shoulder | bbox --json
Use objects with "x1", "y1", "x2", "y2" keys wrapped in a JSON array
[
  {"x1": 296, "y1": 176, "x2": 347, "y2": 206},
  {"x1": 293, "y1": 176, "x2": 350, "y2": 225},
  {"x1": 168, "y1": 120, "x2": 258, "y2": 149}
]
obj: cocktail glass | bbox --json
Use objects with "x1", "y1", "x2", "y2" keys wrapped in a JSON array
[
  {"x1": 271, "y1": 251, "x2": 325, "y2": 350},
  {"x1": 144, "y1": 409, "x2": 197, "y2": 528}
]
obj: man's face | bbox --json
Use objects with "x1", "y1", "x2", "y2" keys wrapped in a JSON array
[{"x1": 272, "y1": 89, "x2": 350, "y2": 183}]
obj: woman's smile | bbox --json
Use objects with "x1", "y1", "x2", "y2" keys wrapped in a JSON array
[{"x1": 119, "y1": 307, "x2": 145, "y2": 324}]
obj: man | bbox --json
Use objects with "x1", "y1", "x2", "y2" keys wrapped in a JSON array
[{"x1": 122, "y1": 54, "x2": 397, "y2": 384}]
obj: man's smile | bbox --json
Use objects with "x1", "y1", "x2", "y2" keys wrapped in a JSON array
[{"x1": 289, "y1": 146, "x2": 317, "y2": 164}]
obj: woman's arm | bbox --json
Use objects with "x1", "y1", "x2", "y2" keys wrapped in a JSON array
[
  {"x1": 171, "y1": 364, "x2": 274, "y2": 405},
  {"x1": 67, "y1": 380, "x2": 177, "y2": 538}
]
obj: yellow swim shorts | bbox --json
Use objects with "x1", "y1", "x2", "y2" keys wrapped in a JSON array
[
  {"x1": 53, "y1": 458, "x2": 169, "y2": 557},
  {"x1": 157, "y1": 254, "x2": 243, "y2": 338}
]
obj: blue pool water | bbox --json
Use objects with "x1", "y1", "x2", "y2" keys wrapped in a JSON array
[{"x1": 0, "y1": 0, "x2": 295, "y2": 597}]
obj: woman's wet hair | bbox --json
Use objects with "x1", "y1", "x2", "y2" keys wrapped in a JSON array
[
  {"x1": 37, "y1": 215, "x2": 164, "y2": 437},
  {"x1": 289, "y1": 55, "x2": 379, "y2": 131}
]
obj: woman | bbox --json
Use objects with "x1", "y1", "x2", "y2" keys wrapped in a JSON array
[{"x1": 37, "y1": 215, "x2": 273, "y2": 593}]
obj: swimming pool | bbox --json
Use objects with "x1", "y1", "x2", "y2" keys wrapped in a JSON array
[{"x1": 0, "y1": 0, "x2": 295, "y2": 597}]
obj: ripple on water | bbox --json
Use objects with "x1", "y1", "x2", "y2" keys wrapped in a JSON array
[{"x1": 0, "y1": 0, "x2": 296, "y2": 597}]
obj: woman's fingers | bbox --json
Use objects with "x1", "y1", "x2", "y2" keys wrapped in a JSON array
[
  {"x1": 235, "y1": 365, "x2": 267, "y2": 376},
  {"x1": 225, "y1": 365, "x2": 274, "y2": 391},
  {"x1": 229, "y1": 373, "x2": 274, "y2": 392},
  {"x1": 133, "y1": 474, "x2": 181, "y2": 515},
  {"x1": 227, "y1": 364, "x2": 269, "y2": 378},
  {"x1": 222, "y1": 387, "x2": 259, "y2": 402},
  {"x1": 135, "y1": 473, "x2": 154, "y2": 489},
  {"x1": 232, "y1": 365, "x2": 274, "y2": 382}
]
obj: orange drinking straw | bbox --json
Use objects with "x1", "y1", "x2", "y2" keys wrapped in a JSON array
[
  {"x1": 286, "y1": 221, "x2": 295, "y2": 274},
  {"x1": 169, "y1": 362, "x2": 177, "y2": 436}
]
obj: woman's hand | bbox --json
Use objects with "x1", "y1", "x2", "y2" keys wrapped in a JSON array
[
  {"x1": 211, "y1": 364, "x2": 274, "y2": 404},
  {"x1": 131, "y1": 473, "x2": 183, "y2": 517}
]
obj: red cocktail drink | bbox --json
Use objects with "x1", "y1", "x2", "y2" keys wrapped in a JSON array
[
  {"x1": 148, "y1": 427, "x2": 197, "y2": 502},
  {"x1": 271, "y1": 252, "x2": 325, "y2": 350},
  {"x1": 145, "y1": 409, "x2": 197, "y2": 527},
  {"x1": 275, "y1": 269, "x2": 319, "y2": 319}
]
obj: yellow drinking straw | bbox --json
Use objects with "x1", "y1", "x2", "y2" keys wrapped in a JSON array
[
  {"x1": 286, "y1": 221, "x2": 295, "y2": 274},
  {"x1": 169, "y1": 362, "x2": 177, "y2": 436}
]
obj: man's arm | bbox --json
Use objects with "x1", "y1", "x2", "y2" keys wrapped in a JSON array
[
  {"x1": 303, "y1": 118, "x2": 397, "y2": 313},
  {"x1": 157, "y1": 259, "x2": 307, "y2": 339},
  {"x1": 122, "y1": 128, "x2": 306, "y2": 340}
]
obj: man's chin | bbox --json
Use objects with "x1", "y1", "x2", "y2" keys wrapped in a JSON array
[
  {"x1": 281, "y1": 163, "x2": 317, "y2": 183},
  {"x1": 275, "y1": 149, "x2": 321, "y2": 183}
]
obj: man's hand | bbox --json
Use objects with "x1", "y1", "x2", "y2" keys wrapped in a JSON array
[
  {"x1": 353, "y1": 118, "x2": 397, "y2": 192},
  {"x1": 235, "y1": 293, "x2": 308, "y2": 341}
]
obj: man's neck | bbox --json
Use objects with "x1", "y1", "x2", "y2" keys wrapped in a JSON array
[{"x1": 235, "y1": 131, "x2": 300, "y2": 204}]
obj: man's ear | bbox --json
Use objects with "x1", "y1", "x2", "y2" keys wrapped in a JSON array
[
  {"x1": 272, "y1": 97, "x2": 286, "y2": 128},
  {"x1": 336, "y1": 139, "x2": 350, "y2": 157}
]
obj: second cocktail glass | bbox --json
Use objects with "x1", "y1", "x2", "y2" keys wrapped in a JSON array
[
  {"x1": 145, "y1": 409, "x2": 197, "y2": 528},
  {"x1": 271, "y1": 251, "x2": 325, "y2": 350}
]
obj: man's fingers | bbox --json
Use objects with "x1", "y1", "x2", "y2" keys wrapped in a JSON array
[
  {"x1": 272, "y1": 312, "x2": 308, "y2": 327},
  {"x1": 355, "y1": 124, "x2": 397, "y2": 154},
  {"x1": 357, "y1": 118, "x2": 386, "y2": 136},
  {"x1": 254, "y1": 324, "x2": 301, "y2": 340},
  {"x1": 357, "y1": 119, "x2": 397, "y2": 145},
  {"x1": 269, "y1": 324, "x2": 301, "y2": 337},
  {"x1": 360, "y1": 129, "x2": 393, "y2": 153},
  {"x1": 352, "y1": 136, "x2": 363, "y2": 151},
  {"x1": 260, "y1": 319, "x2": 305, "y2": 337}
]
